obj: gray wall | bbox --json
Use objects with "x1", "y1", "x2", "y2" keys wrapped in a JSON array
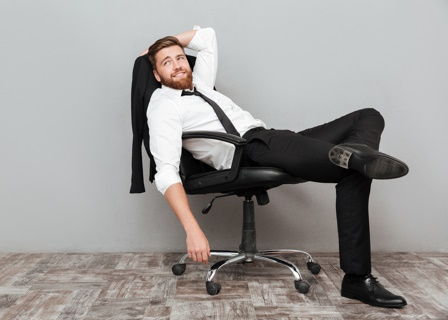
[{"x1": 1, "y1": 0, "x2": 447, "y2": 253}]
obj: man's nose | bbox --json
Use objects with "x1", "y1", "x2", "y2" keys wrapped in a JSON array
[{"x1": 172, "y1": 59, "x2": 181, "y2": 70}]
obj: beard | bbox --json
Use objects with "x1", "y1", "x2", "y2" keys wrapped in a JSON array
[{"x1": 159, "y1": 68, "x2": 193, "y2": 90}]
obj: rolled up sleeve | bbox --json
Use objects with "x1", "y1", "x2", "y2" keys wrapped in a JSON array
[
  {"x1": 187, "y1": 27, "x2": 218, "y2": 89},
  {"x1": 148, "y1": 97, "x2": 183, "y2": 195}
]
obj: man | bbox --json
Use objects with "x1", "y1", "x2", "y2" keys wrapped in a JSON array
[{"x1": 141, "y1": 26, "x2": 408, "y2": 308}]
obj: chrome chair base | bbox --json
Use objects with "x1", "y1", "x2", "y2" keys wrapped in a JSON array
[
  {"x1": 171, "y1": 197, "x2": 321, "y2": 295},
  {"x1": 172, "y1": 249, "x2": 321, "y2": 295}
]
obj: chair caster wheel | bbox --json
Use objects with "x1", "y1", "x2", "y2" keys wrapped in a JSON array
[
  {"x1": 307, "y1": 261, "x2": 321, "y2": 274},
  {"x1": 206, "y1": 281, "x2": 221, "y2": 295},
  {"x1": 295, "y1": 280, "x2": 310, "y2": 294},
  {"x1": 172, "y1": 263, "x2": 186, "y2": 276}
]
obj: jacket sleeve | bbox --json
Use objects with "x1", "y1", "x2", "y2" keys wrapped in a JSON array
[{"x1": 130, "y1": 56, "x2": 150, "y2": 193}]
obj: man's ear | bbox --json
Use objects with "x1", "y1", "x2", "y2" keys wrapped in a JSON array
[{"x1": 153, "y1": 69, "x2": 161, "y2": 83}]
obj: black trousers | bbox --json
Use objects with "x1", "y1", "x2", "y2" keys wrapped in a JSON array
[{"x1": 242, "y1": 108, "x2": 385, "y2": 274}]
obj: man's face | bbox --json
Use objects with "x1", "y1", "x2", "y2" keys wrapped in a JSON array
[{"x1": 153, "y1": 45, "x2": 193, "y2": 90}]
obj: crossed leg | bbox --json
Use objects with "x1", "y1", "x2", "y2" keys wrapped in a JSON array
[{"x1": 243, "y1": 108, "x2": 385, "y2": 273}]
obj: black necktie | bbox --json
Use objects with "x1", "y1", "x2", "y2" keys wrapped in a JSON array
[{"x1": 182, "y1": 87, "x2": 240, "y2": 137}]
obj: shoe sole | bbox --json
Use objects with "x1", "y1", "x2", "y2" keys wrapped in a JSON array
[
  {"x1": 341, "y1": 288, "x2": 407, "y2": 308},
  {"x1": 329, "y1": 146, "x2": 409, "y2": 179},
  {"x1": 364, "y1": 155, "x2": 409, "y2": 179}
]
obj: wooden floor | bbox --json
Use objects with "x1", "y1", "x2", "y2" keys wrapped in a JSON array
[{"x1": 0, "y1": 252, "x2": 447, "y2": 319}]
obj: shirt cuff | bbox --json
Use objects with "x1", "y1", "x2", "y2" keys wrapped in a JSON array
[{"x1": 154, "y1": 166, "x2": 182, "y2": 195}]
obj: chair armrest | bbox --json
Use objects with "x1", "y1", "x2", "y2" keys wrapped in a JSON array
[
  {"x1": 182, "y1": 131, "x2": 246, "y2": 145},
  {"x1": 180, "y1": 131, "x2": 247, "y2": 187}
]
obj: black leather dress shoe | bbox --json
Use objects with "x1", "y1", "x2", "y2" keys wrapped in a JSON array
[
  {"x1": 341, "y1": 273, "x2": 407, "y2": 308},
  {"x1": 329, "y1": 143, "x2": 409, "y2": 179}
]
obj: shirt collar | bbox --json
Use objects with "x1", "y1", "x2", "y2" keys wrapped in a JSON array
[
  {"x1": 161, "y1": 80, "x2": 198, "y2": 96},
  {"x1": 161, "y1": 85, "x2": 183, "y2": 96}
]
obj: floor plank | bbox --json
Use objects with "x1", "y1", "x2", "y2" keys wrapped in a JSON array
[{"x1": 0, "y1": 252, "x2": 447, "y2": 319}]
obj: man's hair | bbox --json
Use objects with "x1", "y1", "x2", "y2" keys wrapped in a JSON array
[{"x1": 147, "y1": 36, "x2": 184, "y2": 70}]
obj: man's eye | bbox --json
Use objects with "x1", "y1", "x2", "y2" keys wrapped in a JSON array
[
  {"x1": 178, "y1": 56, "x2": 184, "y2": 60},
  {"x1": 164, "y1": 61, "x2": 171, "y2": 66}
]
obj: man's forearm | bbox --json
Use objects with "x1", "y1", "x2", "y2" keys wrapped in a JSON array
[
  {"x1": 164, "y1": 182, "x2": 210, "y2": 263},
  {"x1": 164, "y1": 182, "x2": 200, "y2": 234},
  {"x1": 174, "y1": 29, "x2": 197, "y2": 48}
]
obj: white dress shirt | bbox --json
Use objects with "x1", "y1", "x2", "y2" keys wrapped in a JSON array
[{"x1": 148, "y1": 27, "x2": 266, "y2": 195}]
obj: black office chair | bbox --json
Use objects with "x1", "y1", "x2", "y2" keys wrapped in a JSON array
[
  {"x1": 173, "y1": 130, "x2": 321, "y2": 295},
  {"x1": 132, "y1": 55, "x2": 321, "y2": 296}
]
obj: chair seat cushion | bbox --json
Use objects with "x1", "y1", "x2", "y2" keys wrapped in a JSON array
[{"x1": 184, "y1": 167, "x2": 306, "y2": 195}]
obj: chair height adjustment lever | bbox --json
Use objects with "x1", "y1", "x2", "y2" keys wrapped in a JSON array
[{"x1": 202, "y1": 193, "x2": 234, "y2": 214}]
